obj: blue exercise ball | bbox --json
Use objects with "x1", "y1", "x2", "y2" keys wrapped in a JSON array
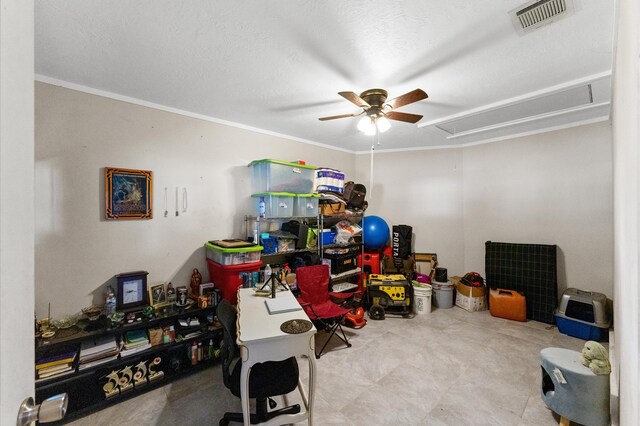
[{"x1": 362, "y1": 216, "x2": 390, "y2": 250}]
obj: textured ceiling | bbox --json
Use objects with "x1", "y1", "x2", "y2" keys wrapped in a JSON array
[{"x1": 35, "y1": 1, "x2": 615, "y2": 152}]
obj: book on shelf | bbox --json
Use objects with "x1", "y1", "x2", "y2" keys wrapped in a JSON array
[
  {"x1": 37, "y1": 364, "x2": 73, "y2": 379},
  {"x1": 120, "y1": 342, "x2": 152, "y2": 358},
  {"x1": 124, "y1": 329, "x2": 149, "y2": 345},
  {"x1": 77, "y1": 354, "x2": 119, "y2": 371},
  {"x1": 36, "y1": 367, "x2": 75, "y2": 383},
  {"x1": 79, "y1": 335, "x2": 119, "y2": 367},
  {"x1": 36, "y1": 349, "x2": 78, "y2": 370}
]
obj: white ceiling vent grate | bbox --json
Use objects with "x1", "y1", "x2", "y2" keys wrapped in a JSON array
[
  {"x1": 434, "y1": 84, "x2": 594, "y2": 136},
  {"x1": 510, "y1": 0, "x2": 573, "y2": 34}
]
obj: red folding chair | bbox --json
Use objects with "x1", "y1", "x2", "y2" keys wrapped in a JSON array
[{"x1": 295, "y1": 264, "x2": 353, "y2": 358}]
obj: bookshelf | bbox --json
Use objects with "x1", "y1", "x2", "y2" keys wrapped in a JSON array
[{"x1": 35, "y1": 305, "x2": 222, "y2": 423}]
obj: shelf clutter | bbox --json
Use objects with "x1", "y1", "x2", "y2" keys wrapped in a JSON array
[{"x1": 35, "y1": 304, "x2": 222, "y2": 421}]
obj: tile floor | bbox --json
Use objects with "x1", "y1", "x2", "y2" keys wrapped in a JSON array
[{"x1": 68, "y1": 306, "x2": 600, "y2": 425}]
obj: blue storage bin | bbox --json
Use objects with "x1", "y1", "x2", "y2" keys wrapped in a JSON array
[
  {"x1": 320, "y1": 229, "x2": 335, "y2": 245},
  {"x1": 261, "y1": 237, "x2": 278, "y2": 254},
  {"x1": 555, "y1": 312, "x2": 609, "y2": 341}
]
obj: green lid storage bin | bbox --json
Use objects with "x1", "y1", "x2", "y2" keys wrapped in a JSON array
[
  {"x1": 205, "y1": 242, "x2": 263, "y2": 265},
  {"x1": 251, "y1": 192, "x2": 294, "y2": 218},
  {"x1": 293, "y1": 193, "x2": 320, "y2": 217},
  {"x1": 249, "y1": 159, "x2": 316, "y2": 194}
]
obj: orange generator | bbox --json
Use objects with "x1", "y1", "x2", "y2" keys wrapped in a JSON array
[{"x1": 489, "y1": 288, "x2": 527, "y2": 322}]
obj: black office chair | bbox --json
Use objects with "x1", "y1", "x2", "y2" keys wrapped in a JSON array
[{"x1": 216, "y1": 300, "x2": 301, "y2": 425}]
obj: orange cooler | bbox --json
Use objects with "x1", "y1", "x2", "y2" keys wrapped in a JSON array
[{"x1": 489, "y1": 288, "x2": 527, "y2": 321}]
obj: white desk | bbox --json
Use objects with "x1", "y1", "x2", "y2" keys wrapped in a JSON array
[{"x1": 236, "y1": 288, "x2": 317, "y2": 426}]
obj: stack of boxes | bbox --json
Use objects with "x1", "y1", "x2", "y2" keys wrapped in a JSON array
[
  {"x1": 249, "y1": 159, "x2": 319, "y2": 220},
  {"x1": 205, "y1": 240, "x2": 263, "y2": 305}
]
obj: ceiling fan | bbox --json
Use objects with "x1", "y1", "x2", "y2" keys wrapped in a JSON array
[{"x1": 319, "y1": 88, "x2": 428, "y2": 134}]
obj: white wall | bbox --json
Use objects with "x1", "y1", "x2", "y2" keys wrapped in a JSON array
[
  {"x1": 35, "y1": 83, "x2": 615, "y2": 321},
  {"x1": 463, "y1": 122, "x2": 613, "y2": 298},
  {"x1": 35, "y1": 83, "x2": 355, "y2": 317},
  {"x1": 355, "y1": 147, "x2": 465, "y2": 274},
  {"x1": 611, "y1": 0, "x2": 640, "y2": 423},
  {"x1": 354, "y1": 122, "x2": 613, "y2": 298},
  {"x1": 1, "y1": 0, "x2": 35, "y2": 420}
]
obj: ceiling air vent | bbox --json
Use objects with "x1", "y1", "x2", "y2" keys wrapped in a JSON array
[{"x1": 510, "y1": 0, "x2": 574, "y2": 34}]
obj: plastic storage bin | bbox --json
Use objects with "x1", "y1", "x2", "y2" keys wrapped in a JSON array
[
  {"x1": 251, "y1": 193, "x2": 294, "y2": 218},
  {"x1": 320, "y1": 229, "x2": 335, "y2": 245},
  {"x1": 323, "y1": 246, "x2": 359, "y2": 275},
  {"x1": 205, "y1": 242, "x2": 262, "y2": 265},
  {"x1": 555, "y1": 312, "x2": 609, "y2": 341},
  {"x1": 293, "y1": 194, "x2": 320, "y2": 217},
  {"x1": 206, "y1": 259, "x2": 262, "y2": 305},
  {"x1": 249, "y1": 159, "x2": 316, "y2": 194}
]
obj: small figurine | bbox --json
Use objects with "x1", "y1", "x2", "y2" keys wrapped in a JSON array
[
  {"x1": 118, "y1": 365, "x2": 134, "y2": 392},
  {"x1": 133, "y1": 361, "x2": 148, "y2": 388},
  {"x1": 166, "y1": 282, "x2": 176, "y2": 306},
  {"x1": 103, "y1": 370, "x2": 120, "y2": 398},
  {"x1": 190, "y1": 268, "x2": 202, "y2": 296},
  {"x1": 580, "y1": 340, "x2": 611, "y2": 375},
  {"x1": 148, "y1": 356, "x2": 164, "y2": 381},
  {"x1": 142, "y1": 305, "x2": 155, "y2": 320}
]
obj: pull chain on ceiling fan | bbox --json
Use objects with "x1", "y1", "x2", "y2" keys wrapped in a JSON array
[{"x1": 319, "y1": 88, "x2": 428, "y2": 134}]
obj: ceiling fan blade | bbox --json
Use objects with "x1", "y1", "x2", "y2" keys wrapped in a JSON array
[
  {"x1": 386, "y1": 111, "x2": 423, "y2": 124},
  {"x1": 318, "y1": 113, "x2": 357, "y2": 121},
  {"x1": 338, "y1": 91, "x2": 370, "y2": 108},
  {"x1": 386, "y1": 89, "x2": 428, "y2": 109}
]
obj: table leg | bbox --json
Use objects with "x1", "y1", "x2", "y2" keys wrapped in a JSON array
[
  {"x1": 307, "y1": 343, "x2": 317, "y2": 425},
  {"x1": 240, "y1": 363, "x2": 252, "y2": 426}
]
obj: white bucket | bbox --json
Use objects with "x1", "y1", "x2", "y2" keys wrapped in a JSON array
[{"x1": 413, "y1": 283, "x2": 432, "y2": 315}]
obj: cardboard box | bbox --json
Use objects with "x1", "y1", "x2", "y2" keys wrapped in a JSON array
[
  {"x1": 148, "y1": 327, "x2": 164, "y2": 346},
  {"x1": 452, "y1": 276, "x2": 487, "y2": 312},
  {"x1": 414, "y1": 253, "x2": 438, "y2": 279}
]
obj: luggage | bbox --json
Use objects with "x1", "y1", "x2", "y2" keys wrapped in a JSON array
[{"x1": 489, "y1": 288, "x2": 526, "y2": 321}]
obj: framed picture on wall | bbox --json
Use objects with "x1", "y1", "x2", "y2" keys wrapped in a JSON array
[{"x1": 105, "y1": 167, "x2": 153, "y2": 220}]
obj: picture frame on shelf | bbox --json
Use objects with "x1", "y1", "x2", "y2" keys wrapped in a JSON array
[
  {"x1": 116, "y1": 271, "x2": 149, "y2": 312},
  {"x1": 199, "y1": 282, "x2": 214, "y2": 296},
  {"x1": 148, "y1": 283, "x2": 167, "y2": 307},
  {"x1": 176, "y1": 286, "x2": 189, "y2": 307},
  {"x1": 105, "y1": 167, "x2": 153, "y2": 220}
]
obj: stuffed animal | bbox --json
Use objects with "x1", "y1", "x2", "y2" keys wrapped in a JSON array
[{"x1": 579, "y1": 340, "x2": 611, "y2": 375}]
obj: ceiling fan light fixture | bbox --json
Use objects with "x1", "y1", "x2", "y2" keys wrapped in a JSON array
[
  {"x1": 376, "y1": 116, "x2": 391, "y2": 133},
  {"x1": 358, "y1": 115, "x2": 374, "y2": 133},
  {"x1": 364, "y1": 123, "x2": 377, "y2": 136}
]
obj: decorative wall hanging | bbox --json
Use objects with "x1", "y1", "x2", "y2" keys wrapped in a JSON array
[{"x1": 105, "y1": 167, "x2": 153, "y2": 220}]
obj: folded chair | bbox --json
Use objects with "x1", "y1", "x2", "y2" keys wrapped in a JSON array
[
  {"x1": 216, "y1": 300, "x2": 301, "y2": 425},
  {"x1": 295, "y1": 264, "x2": 352, "y2": 358}
]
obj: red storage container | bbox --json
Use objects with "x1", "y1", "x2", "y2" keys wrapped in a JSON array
[
  {"x1": 358, "y1": 250, "x2": 381, "y2": 276},
  {"x1": 206, "y1": 259, "x2": 262, "y2": 305}
]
